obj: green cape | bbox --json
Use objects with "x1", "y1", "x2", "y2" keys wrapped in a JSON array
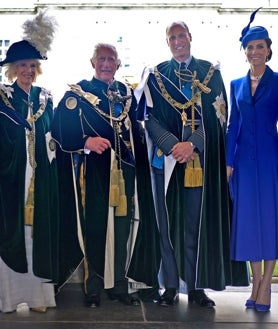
[
  {"x1": 0, "y1": 82, "x2": 60, "y2": 282},
  {"x1": 129, "y1": 58, "x2": 249, "y2": 290}
]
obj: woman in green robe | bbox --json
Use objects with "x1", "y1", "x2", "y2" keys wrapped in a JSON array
[{"x1": 0, "y1": 22, "x2": 59, "y2": 313}]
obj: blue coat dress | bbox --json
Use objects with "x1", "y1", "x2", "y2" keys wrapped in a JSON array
[{"x1": 226, "y1": 66, "x2": 278, "y2": 261}]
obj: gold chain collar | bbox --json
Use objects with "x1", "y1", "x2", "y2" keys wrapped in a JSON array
[
  {"x1": 153, "y1": 65, "x2": 215, "y2": 111},
  {"x1": 0, "y1": 87, "x2": 48, "y2": 124},
  {"x1": 0, "y1": 89, "x2": 14, "y2": 110},
  {"x1": 69, "y1": 83, "x2": 132, "y2": 122}
]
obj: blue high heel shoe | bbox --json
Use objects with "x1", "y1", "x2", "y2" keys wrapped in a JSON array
[
  {"x1": 245, "y1": 299, "x2": 256, "y2": 308},
  {"x1": 255, "y1": 289, "x2": 271, "y2": 312},
  {"x1": 255, "y1": 303, "x2": 270, "y2": 312}
]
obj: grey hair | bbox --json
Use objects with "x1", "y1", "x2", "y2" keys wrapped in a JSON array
[{"x1": 90, "y1": 43, "x2": 121, "y2": 65}]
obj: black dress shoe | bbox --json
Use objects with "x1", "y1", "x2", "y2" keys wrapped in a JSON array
[
  {"x1": 107, "y1": 292, "x2": 141, "y2": 306},
  {"x1": 158, "y1": 288, "x2": 179, "y2": 306},
  {"x1": 188, "y1": 290, "x2": 215, "y2": 308},
  {"x1": 84, "y1": 294, "x2": 100, "y2": 308}
]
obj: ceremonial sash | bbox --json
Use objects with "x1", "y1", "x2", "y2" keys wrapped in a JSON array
[{"x1": 0, "y1": 90, "x2": 31, "y2": 130}]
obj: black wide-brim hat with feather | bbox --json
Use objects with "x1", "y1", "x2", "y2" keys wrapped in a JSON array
[
  {"x1": 0, "y1": 10, "x2": 57, "y2": 67},
  {"x1": 0, "y1": 40, "x2": 45, "y2": 66}
]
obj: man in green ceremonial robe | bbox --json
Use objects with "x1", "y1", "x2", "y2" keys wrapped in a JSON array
[
  {"x1": 52, "y1": 43, "x2": 158, "y2": 307},
  {"x1": 134, "y1": 21, "x2": 249, "y2": 307}
]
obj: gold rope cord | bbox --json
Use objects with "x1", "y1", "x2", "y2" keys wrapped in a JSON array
[
  {"x1": 106, "y1": 84, "x2": 132, "y2": 217},
  {"x1": 0, "y1": 88, "x2": 47, "y2": 225},
  {"x1": 184, "y1": 71, "x2": 202, "y2": 187},
  {"x1": 154, "y1": 65, "x2": 215, "y2": 187},
  {"x1": 79, "y1": 161, "x2": 86, "y2": 210},
  {"x1": 25, "y1": 103, "x2": 36, "y2": 226},
  {"x1": 24, "y1": 99, "x2": 47, "y2": 226}
]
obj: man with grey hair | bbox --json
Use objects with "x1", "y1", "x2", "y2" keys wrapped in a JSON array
[{"x1": 52, "y1": 43, "x2": 149, "y2": 308}]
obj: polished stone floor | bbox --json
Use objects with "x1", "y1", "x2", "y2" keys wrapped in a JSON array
[{"x1": 1, "y1": 283, "x2": 278, "y2": 329}]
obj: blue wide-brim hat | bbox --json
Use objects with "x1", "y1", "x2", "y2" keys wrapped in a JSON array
[
  {"x1": 0, "y1": 40, "x2": 45, "y2": 66},
  {"x1": 239, "y1": 7, "x2": 269, "y2": 48}
]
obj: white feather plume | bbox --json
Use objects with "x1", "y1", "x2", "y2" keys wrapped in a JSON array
[{"x1": 22, "y1": 10, "x2": 58, "y2": 58}]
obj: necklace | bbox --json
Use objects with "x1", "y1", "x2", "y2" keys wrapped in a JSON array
[{"x1": 250, "y1": 73, "x2": 263, "y2": 81}]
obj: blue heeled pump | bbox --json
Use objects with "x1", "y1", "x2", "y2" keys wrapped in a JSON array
[
  {"x1": 255, "y1": 289, "x2": 271, "y2": 312},
  {"x1": 255, "y1": 303, "x2": 270, "y2": 312},
  {"x1": 245, "y1": 299, "x2": 256, "y2": 308}
]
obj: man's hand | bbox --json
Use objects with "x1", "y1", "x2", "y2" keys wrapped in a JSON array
[
  {"x1": 85, "y1": 136, "x2": 111, "y2": 154},
  {"x1": 171, "y1": 141, "x2": 195, "y2": 163}
]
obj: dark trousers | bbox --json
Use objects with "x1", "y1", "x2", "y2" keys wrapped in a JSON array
[
  {"x1": 153, "y1": 168, "x2": 202, "y2": 292},
  {"x1": 183, "y1": 186, "x2": 202, "y2": 292},
  {"x1": 153, "y1": 169, "x2": 179, "y2": 289}
]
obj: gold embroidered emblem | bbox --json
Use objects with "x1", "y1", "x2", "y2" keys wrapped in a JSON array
[
  {"x1": 65, "y1": 96, "x2": 78, "y2": 110},
  {"x1": 157, "y1": 148, "x2": 163, "y2": 157},
  {"x1": 49, "y1": 138, "x2": 56, "y2": 151}
]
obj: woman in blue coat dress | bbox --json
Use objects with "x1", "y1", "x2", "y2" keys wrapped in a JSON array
[{"x1": 226, "y1": 9, "x2": 278, "y2": 312}]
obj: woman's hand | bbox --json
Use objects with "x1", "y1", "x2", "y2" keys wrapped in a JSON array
[{"x1": 226, "y1": 166, "x2": 233, "y2": 182}]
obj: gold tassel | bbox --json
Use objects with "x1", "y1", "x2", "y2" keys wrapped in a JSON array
[
  {"x1": 24, "y1": 205, "x2": 34, "y2": 225},
  {"x1": 79, "y1": 162, "x2": 86, "y2": 209},
  {"x1": 25, "y1": 175, "x2": 35, "y2": 225},
  {"x1": 193, "y1": 154, "x2": 203, "y2": 186},
  {"x1": 184, "y1": 154, "x2": 203, "y2": 187},
  {"x1": 115, "y1": 169, "x2": 127, "y2": 216},
  {"x1": 109, "y1": 159, "x2": 120, "y2": 206},
  {"x1": 184, "y1": 160, "x2": 194, "y2": 187}
]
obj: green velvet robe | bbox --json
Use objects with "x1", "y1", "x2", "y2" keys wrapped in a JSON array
[
  {"x1": 55, "y1": 149, "x2": 84, "y2": 289},
  {"x1": 130, "y1": 58, "x2": 249, "y2": 291},
  {"x1": 0, "y1": 82, "x2": 59, "y2": 282},
  {"x1": 51, "y1": 78, "x2": 158, "y2": 289}
]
